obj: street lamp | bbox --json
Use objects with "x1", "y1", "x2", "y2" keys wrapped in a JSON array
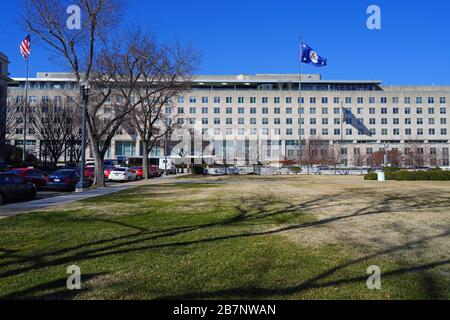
[
  {"x1": 75, "y1": 79, "x2": 90, "y2": 192},
  {"x1": 164, "y1": 117, "x2": 172, "y2": 176},
  {"x1": 383, "y1": 142, "x2": 389, "y2": 167}
]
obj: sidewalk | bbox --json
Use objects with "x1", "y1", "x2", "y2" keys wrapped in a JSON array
[{"x1": 0, "y1": 175, "x2": 183, "y2": 217}]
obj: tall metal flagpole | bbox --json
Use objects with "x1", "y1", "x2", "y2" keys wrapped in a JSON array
[
  {"x1": 340, "y1": 101, "x2": 344, "y2": 166},
  {"x1": 22, "y1": 46, "x2": 30, "y2": 163},
  {"x1": 298, "y1": 36, "x2": 303, "y2": 165}
]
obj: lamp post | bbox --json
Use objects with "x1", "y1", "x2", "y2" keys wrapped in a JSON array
[
  {"x1": 383, "y1": 142, "x2": 389, "y2": 167},
  {"x1": 164, "y1": 117, "x2": 172, "y2": 176},
  {"x1": 75, "y1": 79, "x2": 90, "y2": 192}
]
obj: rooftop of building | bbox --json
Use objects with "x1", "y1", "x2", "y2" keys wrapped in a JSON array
[
  {"x1": 0, "y1": 52, "x2": 13, "y2": 82},
  {"x1": 12, "y1": 72, "x2": 381, "y2": 84},
  {"x1": 0, "y1": 52, "x2": 8, "y2": 61},
  {"x1": 9, "y1": 72, "x2": 450, "y2": 92}
]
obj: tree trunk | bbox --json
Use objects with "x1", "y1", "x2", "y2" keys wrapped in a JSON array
[
  {"x1": 142, "y1": 140, "x2": 150, "y2": 180},
  {"x1": 92, "y1": 148, "x2": 105, "y2": 188}
]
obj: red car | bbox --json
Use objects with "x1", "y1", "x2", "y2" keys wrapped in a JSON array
[
  {"x1": 84, "y1": 166, "x2": 95, "y2": 179},
  {"x1": 8, "y1": 168, "x2": 49, "y2": 188},
  {"x1": 104, "y1": 166, "x2": 115, "y2": 180},
  {"x1": 131, "y1": 166, "x2": 144, "y2": 179},
  {"x1": 131, "y1": 166, "x2": 160, "y2": 179},
  {"x1": 150, "y1": 165, "x2": 161, "y2": 177}
]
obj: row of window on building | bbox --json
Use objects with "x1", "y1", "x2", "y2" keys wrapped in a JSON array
[
  {"x1": 10, "y1": 124, "x2": 448, "y2": 138},
  {"x1": 17, "y1": 82, "x2": 77, "y2": 90},
  {"x1": 165, "y1": 127, "x2": 449, "y2": 137},
  {"x1": 173, "y1": 116, "x2": 448, "y2": 126},
  {"x1": 14, "y1": 82, "x2": 390, "y2": 93},
  {"x1": 177, "y1": 96, "x2": 448, "y2": 105},
  {"x1": 8, "y1": 103, "x2": 450, "y2": 119},
  {"x1": 10, "y1": 95, "x2": 70, "y2": 104},
  {"x1": 9, "y1": 94, "x2": 448, "y2": 106},
  {"x1": 166, "y1": 106, "x2": 448, "y2": 116}
]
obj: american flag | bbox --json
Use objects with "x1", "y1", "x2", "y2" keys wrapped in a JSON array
[{"x1": 20, "y1": 35, "x2": 31, "y2": 60}]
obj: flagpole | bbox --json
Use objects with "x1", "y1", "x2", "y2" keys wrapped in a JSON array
[
  {"x1": 23, "y1": 51, "x2": 29, "y2": 163},
  {"x1": 298, "y1": 36, "x2": 303, "y2": 165}
]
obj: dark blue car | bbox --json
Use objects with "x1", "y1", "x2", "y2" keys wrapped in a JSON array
[
  {"x1": 47, "y1": 169, "x2": 82, "y2": 191},
  {"x1": 0, "y1": 173, "x2": 37, "y2": 204}
]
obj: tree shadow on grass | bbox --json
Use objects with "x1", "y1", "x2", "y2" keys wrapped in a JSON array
[
  {"x1": 1, "y1": 191, "x2": 449, "y2": 276},
  {"x1": 1, "y1": 272, "x2": 106, "y2": 300},
  {"x1": 0, "y1": 191, "x2": 348, "y2": 274},
  {"x1": 155, "y1": 258, "x2": 450, "y2": 300},
  {"x1": 1, "y1": 189, "x2": 450, "y2": 299}
]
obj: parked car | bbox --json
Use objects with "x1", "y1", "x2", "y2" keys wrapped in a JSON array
[
  {"x1": 104, "y1": 166, "x2": 116, "y2": 180},
  {"x1": 0, "y1": 162, "x2": 7, "y2": 172},
  {"x1": 131, "y1": 166, "x2": 160, "y2": 179},
  {"x1": 8, "y1": 168, "x2": 49, "y2": 188},
  {"x1": 108, "y1": 167, "x2": 138, "y2": 182},
  {"x1": 0, "y1": 173, "x2": 37, "y2": 204},
  {"x1": 47, "y1": 169, "x2": 83, "y2": 191},
  {"x1": 84, "y1": 166, "x2": 95, "y2": 179},
  {"x1": 150, "y1": 165, "x2": 161, "y2": 178},
  {"x1": 131, "y1": 166, "x2": 144, "y2": 179}
]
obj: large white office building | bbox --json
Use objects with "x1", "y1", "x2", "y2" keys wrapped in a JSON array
[{"x1": 5, "y1": 72, "x2": 450, "y2": 167}]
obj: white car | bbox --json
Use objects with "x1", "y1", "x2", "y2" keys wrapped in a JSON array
[{"x1": 108, "y1": 167, "x2": 137, "y2": 182}]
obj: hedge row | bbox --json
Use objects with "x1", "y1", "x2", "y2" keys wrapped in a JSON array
[
  {"x1": 365, "y1": 170, "x2": 450, "y2": 181},
  {"x1": 364, "y1": 173, "x2": 378, "y2": 180},
  {"x1": 191, "y1": 165, "x2": 206, "y2": 175}
]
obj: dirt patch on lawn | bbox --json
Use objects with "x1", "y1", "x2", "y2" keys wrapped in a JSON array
[
  {"x1": 255, "y1": 176, "x2": 450, "y2": 263},
  {"x1": 179, "y1": 175, "x2": 450, "y2": 264}
]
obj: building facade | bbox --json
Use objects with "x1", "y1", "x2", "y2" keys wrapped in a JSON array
[{"x1": 6, "y1": 72, "x2": 450, "y2": 167}]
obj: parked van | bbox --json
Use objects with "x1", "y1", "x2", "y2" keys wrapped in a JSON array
[{"x1": 159, "y1": 158, "x2": 177, "y2": 174}]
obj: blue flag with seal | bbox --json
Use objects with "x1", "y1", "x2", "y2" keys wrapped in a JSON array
[{"x1": 301, "y1": 43, "x2": 327, "y2": 67}]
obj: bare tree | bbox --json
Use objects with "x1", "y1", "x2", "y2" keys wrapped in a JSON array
[
  {"x1": 404, "y1": 142, "x2": 428, "y2": 169},
  {"x1": 434, "y1": 148, "x2": 445, "y2": 168},
  {"x1": 100, "y1": 30, "x2": 198, "y2": 179},
  {"x1": 388, "y1": 149, "x2": 404, "y2": 167},
  {"x1": 4, "y1": 99, "x2": 22, "y2": 144},
  {"x1": 131, "y1": 44, "x2": 198, "y2": 179},
  {"x1": 25, "y1": 0, "x2": 125, "y2": 187},
  {"x1": 325, "y1": 144, "x2": 341, "y2": 175},
  {"x1": 353, "y1": 151, "x2": 367, "y2": 174},
  {"x1": 367, "y1": 151, "x2": 384, "y2": 167},
  {"x1": 32, "y1": 99, "x2": 82, "y2": 167},
  {"x1": 300, "y1": 138, "x2": 322, "y2": 174},
  {"x1": 0, "y1": 98, "x2": 23, "y2": 161}
]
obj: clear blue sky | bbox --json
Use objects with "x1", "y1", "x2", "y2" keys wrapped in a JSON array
[{"x1": 1, "y1": 0, "x2": 449, "y2": 85}]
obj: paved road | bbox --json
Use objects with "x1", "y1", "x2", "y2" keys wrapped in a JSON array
[{"x1": 0, "y1": 175, "x2": 181, "y2": 217}]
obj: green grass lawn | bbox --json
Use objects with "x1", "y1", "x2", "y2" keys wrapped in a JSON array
[{"x1": 0, "y1": 176, "x2": 449, "y2": 299}]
